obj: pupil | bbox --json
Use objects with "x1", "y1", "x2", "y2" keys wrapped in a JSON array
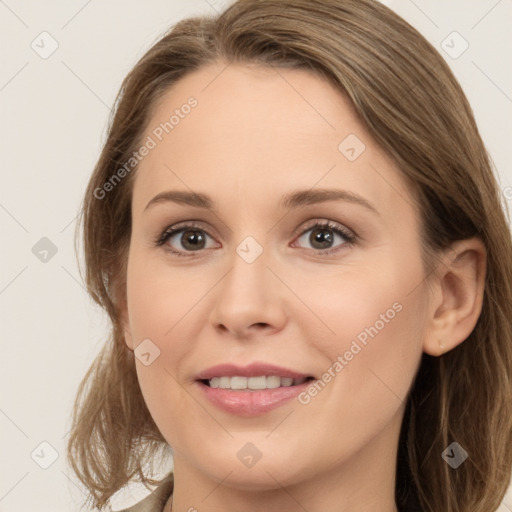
[
  {"x1": 312, "y1": 228, "x2": 333, "y2": 249},
  {"x1": 179, "y1": 227, "x2": 334, "y2": 251},
  {"x1": 183, "y1": 230, "x2": 205, "y2": 250}
]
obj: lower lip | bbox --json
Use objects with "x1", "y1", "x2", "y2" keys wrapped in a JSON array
[{"x1": 197, "y1": 380, "x2": 312, "y2": 416}]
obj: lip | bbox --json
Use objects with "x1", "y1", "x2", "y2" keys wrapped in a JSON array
[
  {"x1": 196, "y1": 379, "x2": 313, "y2": 416},
  {"x1": 195, "y1": 362, "x2": 315, "y2": 417},
  {"x1": 195, "y1": 362, "x2": 312, "y2": 380}
]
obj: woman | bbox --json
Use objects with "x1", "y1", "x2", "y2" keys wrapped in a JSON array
[{"x1": 67, "y1": 0, "x2": 512, "y2": 511}]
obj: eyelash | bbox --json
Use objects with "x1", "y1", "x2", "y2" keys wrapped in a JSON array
[{"x1": 154, "y1": 220, "x2": 357, "y2": 258}]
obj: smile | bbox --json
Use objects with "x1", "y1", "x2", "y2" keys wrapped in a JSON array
[
  {"x1": 204, "y1": 375, "x2": 312, "y2": 390},
  {"x1": 195, "y1": 362, "x2": 316, "y2": 416}
]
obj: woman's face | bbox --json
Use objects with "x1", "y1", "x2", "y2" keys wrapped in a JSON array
[{"x1": 122, "y1": 62, "x2": 430, "y2": 491}]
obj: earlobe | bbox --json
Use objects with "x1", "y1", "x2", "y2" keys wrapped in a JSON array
[{"x1": 423, "y1": 237, "x2": 486, "y2": 357}]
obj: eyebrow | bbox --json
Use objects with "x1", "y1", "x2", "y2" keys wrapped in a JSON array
[{"x1": 144, "y1": 188, "x2": 379, "y2": 215}]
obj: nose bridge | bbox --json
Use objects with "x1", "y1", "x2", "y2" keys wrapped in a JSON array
[
  {"x1": 209, "y1": 232, "x2": 286, "y2": 336},
  {"x1": 223, "y1": 234, "x2": 271, "y2": 308}
]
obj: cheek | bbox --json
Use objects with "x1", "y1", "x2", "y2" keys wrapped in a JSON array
[
  {"x1": 293, "y1": 256, "x2": 426, "y2": 456},
  {"x1": 125, "y1": 249, "x2": 198, "y2": 343},
  {"x1": 297, "y1": 254, "x2": 425, "y2": 362},
  {"x1": 125, "y1": 251, "x2": 214, "y2": 444}
]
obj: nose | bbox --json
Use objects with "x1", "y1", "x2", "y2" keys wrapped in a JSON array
[{"x1": 209, "y1": 243, "x2": 288, "y2": 340}]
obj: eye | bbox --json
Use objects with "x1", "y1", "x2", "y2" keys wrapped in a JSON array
[
  {"x1": 155, "y1": 219, "x2": 357, "y2": 258},
  {"x1": 155, "y1": 222, "x2": 217, "y2": 257},
  {"x1": 292, "y1": 220, "x2": 356, "y2": 254}
]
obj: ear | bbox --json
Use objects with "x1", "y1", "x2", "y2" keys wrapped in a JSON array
[{"x1": 423, "y1": 237, "x2": 487, "y2": 357}]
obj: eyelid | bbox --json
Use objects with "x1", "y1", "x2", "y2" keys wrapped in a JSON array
[
  {"x1": 292, "y1": 219, "x2": 357, "y2": 252},
  {"x1": 155, "y1": 218, "x2": 357, "y2": 256},
  {"x1": 295, "y1": 218, "x2": 356, "y2": 239},
  {"x1": 154, "y1": 220, "x2": 218, "y2": 246}
]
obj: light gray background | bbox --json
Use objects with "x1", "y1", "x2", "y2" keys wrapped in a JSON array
[{"x1": 1, "y1": 0, "x2": 511, "y2": 510}]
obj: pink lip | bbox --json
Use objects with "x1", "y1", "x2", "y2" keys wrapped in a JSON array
[
  {"x1": 195, "y1": 362, "x2": 311, "y2": 380},
  {"x1": 197, "y1": 379, "x2": 312, "y2": 416},
  {"x1": 195, "y1": 362, "x2": 314, "y2": 416}
]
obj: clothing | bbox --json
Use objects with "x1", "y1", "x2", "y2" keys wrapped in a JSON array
[{"x1": 116, "y1": 474, "x2": 174, "y2": 512}]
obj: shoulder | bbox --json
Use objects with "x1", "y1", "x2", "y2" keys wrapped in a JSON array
[{"x1": 114, "y1": 474, "x2": 174, "y2": 512}]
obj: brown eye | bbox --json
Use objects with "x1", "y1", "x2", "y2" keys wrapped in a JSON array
[
  {"x1": 155, "y1": 220, "x2": 356, "y2": 258},
  {"x1": 176, "y1": 229, "x2": 208, "y2": 251},
  {"x1": 295, "y1": 221, "x2": 356, "y2": 253},
  {"x1": 156, "y1": 224, "x2": 217, "y2": 257}
]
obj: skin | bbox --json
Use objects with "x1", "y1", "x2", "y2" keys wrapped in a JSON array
[{"x1": 120, "y1": 62, "x2": 486, "y2": 512}]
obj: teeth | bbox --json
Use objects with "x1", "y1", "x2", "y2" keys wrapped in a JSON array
[
  {"x1": 266, "y1": 376, "x2": 281, "y2": 389},
  {"x1": 248, "y1": 376, "x2": 266, "y2": 390},
  {"x1": 230, "y1": 376, "x2": 247, "y2": 390},
  {"x1": 207, "y1": 375, "x2": 307, "y2": 390}
]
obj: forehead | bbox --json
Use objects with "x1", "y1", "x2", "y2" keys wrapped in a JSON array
[{"x1": 131, "y1": 62, "x2": 414, "y2": 221}]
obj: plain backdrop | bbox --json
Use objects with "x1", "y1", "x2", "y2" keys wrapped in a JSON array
[{"x1": 1, "y1": 0, "x2": 511, "y2": 510}]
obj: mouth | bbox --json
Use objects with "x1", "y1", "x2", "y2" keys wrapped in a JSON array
[
  {"x1": 199, "y1": 375, "x2": 315, "y2": 390},
  {"x1": 195, "y1": 362, "x2": 316, "y2": 416}
]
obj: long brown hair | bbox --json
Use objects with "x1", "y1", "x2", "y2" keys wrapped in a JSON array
[{"x1": 67, "y1": 1, "x2": 512, "y2": 510}]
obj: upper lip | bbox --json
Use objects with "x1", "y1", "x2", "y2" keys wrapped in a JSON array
[{"x1": 195, "y1": 362, "x2": 312, "y2": 380}]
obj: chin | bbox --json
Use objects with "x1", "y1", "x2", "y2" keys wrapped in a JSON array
[{"x1": 185, "y1": 442, "x2": 320, "y2": 492}]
